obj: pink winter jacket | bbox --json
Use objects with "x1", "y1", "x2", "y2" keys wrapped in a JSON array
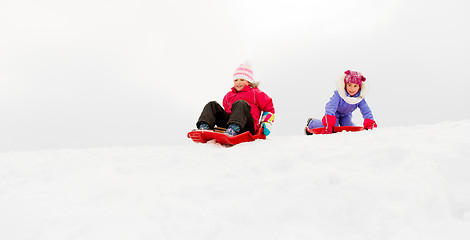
[{"x1": 223, "y1": 85, "x2": 275, "y2": 131}]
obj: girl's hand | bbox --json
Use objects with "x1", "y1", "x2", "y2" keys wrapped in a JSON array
[
  {"x1": 363, "y1": 118, "x2": 377, "y2": 130},
  {"x1": 260, "y1": 112, "x2": 275, "y2": 136},
  {"x1": 261, "y1": 122, "x2": 272, "y2": 136},
  {"x1": 321, "y1": 115, "x2": 336, "y2": 134}
]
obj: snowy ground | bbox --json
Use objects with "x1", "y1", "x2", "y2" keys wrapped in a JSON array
[{"x1": 1, "y1": 120, "x2": 470, "y2": 240}]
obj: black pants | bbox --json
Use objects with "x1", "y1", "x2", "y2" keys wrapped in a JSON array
[{"x1": 197, "y1": 101, "x2": 255, "y2": 134}]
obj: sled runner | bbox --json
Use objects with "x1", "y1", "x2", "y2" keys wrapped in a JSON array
[
  {"x1": 187, "y1": 127, "x2": 266, "y2": 146},
  {"x1": 306, "y1": 126, "x2": 365, "y2": 135}
]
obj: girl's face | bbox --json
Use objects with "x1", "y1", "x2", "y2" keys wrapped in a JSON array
[
  {"x1": 234, "y1": 79, "x2": 249, "y2": 91},
  {"x1": 346, "y1": 83, "x2": 360, "y2": 96}
]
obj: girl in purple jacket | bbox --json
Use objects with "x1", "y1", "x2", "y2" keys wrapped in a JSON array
[{"x1": 306, "y1": 70, "x2": 377, "y2": 134}]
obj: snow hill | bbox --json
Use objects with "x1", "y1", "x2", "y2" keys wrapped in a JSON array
[{"x1": 1, "y1": 120, "x2": 470, "y2": 240}]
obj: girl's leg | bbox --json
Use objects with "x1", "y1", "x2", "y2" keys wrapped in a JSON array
[
  {"x1": 228, "y1": 100, "x2": 255, "y2": 134},
  {"x1": 197, "y1": 101, "x2": 230, "y2": 129},
  {"x1": 307, "y1": 119, "x2": 324, "y2": 129},
  {"x1": 339, "y1": 114, "x2": 354, "y2": 126},
  {"x1": 308, "y1": 115, "x2": 343, "y2": 129}
]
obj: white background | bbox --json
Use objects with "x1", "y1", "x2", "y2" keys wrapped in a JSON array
[{"x1": 1, "y1": 0, "x2": 469, "y2": 151}]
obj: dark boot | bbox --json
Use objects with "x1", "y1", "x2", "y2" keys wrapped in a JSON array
[
  {"x1": 198, "y1": 122, "x2": 211, "y2": 130},
  {"x1": 225, "y1": 123, "x2": 241, "y2": 136},
  {"x1": 305, "y1": 118, "x2": 313, "y2": 135}
]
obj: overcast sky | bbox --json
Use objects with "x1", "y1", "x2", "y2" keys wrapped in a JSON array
[{"x1": 1, "y1": 0, "x2": 469, "y2": 152}]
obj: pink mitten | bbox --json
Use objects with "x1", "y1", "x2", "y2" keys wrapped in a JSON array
[
  {"x1": 363, "y1": 118, "x2": 377, "y2": 130},
  {"x1": 321, "y1": 115, "x2": 337, "y2": 134}
]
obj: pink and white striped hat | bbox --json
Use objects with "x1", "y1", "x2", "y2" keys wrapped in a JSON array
[
  {"x1": 233, "y1": 62, "x2": 254, "y2": 83},
  {"x1": 344, "y1": 70, "x2": 366, "y2": 87}
]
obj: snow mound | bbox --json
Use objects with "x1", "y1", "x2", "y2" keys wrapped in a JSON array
[{"x1": 1, "y1": 120, "x2": 470, "y2": 240}]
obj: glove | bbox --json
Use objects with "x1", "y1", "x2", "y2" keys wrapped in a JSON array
[
  {"x1": 260, "y1": 112, "x2": 275, "y2": 136},
  {"x1": 363, "y1": 118, "x2": 377, "y2": 130},
  {"x1": 321, "y1": 115, "x2": 337, "y2": 134}
]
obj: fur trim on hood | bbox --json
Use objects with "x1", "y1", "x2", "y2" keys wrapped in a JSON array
[{"x1": 336, "y1": 73, "x2": 368, "y2": 104}]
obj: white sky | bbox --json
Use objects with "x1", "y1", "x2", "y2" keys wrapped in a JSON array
[{"x1": 1, "y1": 0, "x2": 469, "y2": 151}]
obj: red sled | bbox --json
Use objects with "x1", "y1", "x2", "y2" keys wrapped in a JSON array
[
  {"x1": 187, "y1": 128, "x2": 266, "y2": 146},
  {"x1": 306, "y1": 126, "x2": 365, "y2": 135}
]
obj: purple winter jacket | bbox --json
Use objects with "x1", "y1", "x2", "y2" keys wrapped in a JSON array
[{"x1": 325, "y1": 90, "x2": 374, "y2": 126}]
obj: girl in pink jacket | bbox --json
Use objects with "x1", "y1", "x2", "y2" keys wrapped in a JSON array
[{"x1": 196, "y1": 62, "x2": 275, "y2": 137}]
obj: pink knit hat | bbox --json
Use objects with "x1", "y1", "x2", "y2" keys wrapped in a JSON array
[
  {"x1": 344, "y1": 70, "x2": 366, "y2": 87},
  {"x1": 233, "y1": 62, "x2": 254, "y2": 83}
]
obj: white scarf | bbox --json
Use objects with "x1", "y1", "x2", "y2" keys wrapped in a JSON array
[{"x1": 336, "y1": 74, "x2": 368, "y2": 104}]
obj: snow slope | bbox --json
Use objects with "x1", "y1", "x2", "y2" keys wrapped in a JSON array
[{"x1": 1, "y1": 120, "x2": 470, "y2": 240}]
